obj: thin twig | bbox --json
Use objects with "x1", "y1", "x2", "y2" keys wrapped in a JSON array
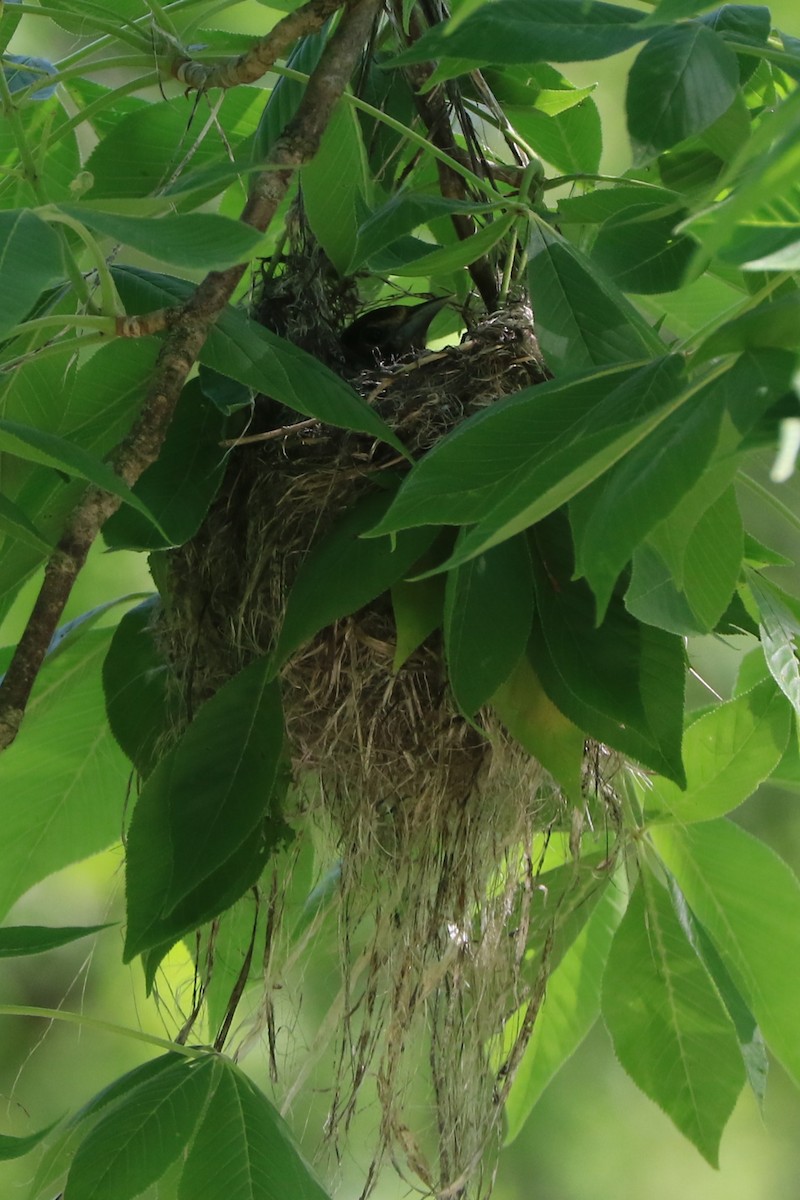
[{"x1": 0, "y1": 0, "x2": 383, "y2": 751}]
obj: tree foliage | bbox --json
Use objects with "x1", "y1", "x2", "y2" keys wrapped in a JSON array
[{"x1": 1, "y1": 0, "x2": 800, "y2": 1196}]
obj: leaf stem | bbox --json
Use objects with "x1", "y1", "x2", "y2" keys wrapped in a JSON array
[
  {"x1": 739, "y1": 473, "x2": 800, "y2": 536},
  {"x1": 40, "y1": 208, "x2": 123, "y2": 316},
  {"x1": 0, "y1": 1005, "x2": 209, "y2": 1057}
]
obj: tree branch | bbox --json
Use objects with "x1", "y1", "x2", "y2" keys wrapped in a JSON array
[
  {"x1": 0, "y1": 0, "x2": 382, "y2": 752},
  {"x1": 170, "y1": 0, "x2": 346, "y2": 92}
]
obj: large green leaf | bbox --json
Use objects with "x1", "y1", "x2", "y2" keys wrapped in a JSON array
[
  {"x1": 530, "y1": 514, "x2": 686, "y2": 783},
  {"x1": 0, "y1": 210, "x2": 63, "y2": 339},
  {"x1": 526, "y1": 219, "x2": 665, "y2": 372},
  {"x1": 491, "y1": 656, "x2": 584, "y2": 803},
  {"x1": 390, "y1": 0, "x2": 657, "y2": 68},
  {"x1": 627, "y1": 23, "x2": 740, "y2": 160},
  {"x1": 112, "y1": 268, "x2": 405, "y2": 453},
  {"x1": 64, "y1": 1056, "x2": 217, "y2": 1200},
  {"x1": 696, "y1": 294, "x2": 800, "y2": 360},
  {"x1": 644, "y1": 678, "x2": 792, "y2": 821},
  {"x1": 627, "y1": 485, "x2": 743, "y2": 635},
  {"x1": 590, "y1": 202, "x2": 696, "y2": 294},
  {"x1": 429, "y1": 356, "x2": 691, "y2": 571},
  {"x1": 504, "y1": 880, "x2": 624, "y2": 1143},
  {"x1": 85, "y1": 91, "x2": 263, "y2": 200},
  {"x1": 177, "y1": 1060, "x2": 331, "y2": 1200},
  {"x1": 0, "y1": 418, "x2": 167, "y2": 532},
  {"x1": 301, "y1": 100, "x2": 370, "y2": 275},
  {"x1": 385, "y1": 211, "x2": 516, "y2": 277},
  {"x1": 0, "y1": 922, "x2": 110, "y2": 957},
  {"x1": 368, "y1": 362, "x2": 644, "y2": 536},
  {"x1": 124, "y1": 656, "x2": 286, "y2": 960},
  {"x1": 0, "y1": 1121, "x2": 57, "y2": 1161},
  {"x1": 135, "y1": 822, "x2": 280, "y2": 991},
  {"x1": 349, "y1": 191, "x2": 496, "y2": 274},
  {"x1": 57, "y1": 205, "x2": 265, "y2": 270},
  {"x1": 653, "y1": 819, "x2": 800, "y2": 1088},
  {"x1": 443, "y1": 533, "x2": 533, "y2": 715},
  {"x1": 0, "y1": 627, "x2": 130, "y2": 919},
  {"x1": 103, "y1": 380, "x2": 227, "y2": 552},
  {"x1": 681, "y1": 87, "x2": 800, "y2": 261},
  {"x1": 506, "y1": 96, "x2": 602, "y2": 175},
  {"x1": 669, "y1": 878, "x2": 769, "y2": 1110},
  {"x1": 570, "y1": 373, "x2": 726, "y2": 619},
  {"x1": 602, "y1": 870, "x2": 745, "y2": 1165},
  {"x1": 0, "y1": 490, "x2": 50, "y2": 553},
  {"x1": 273, "y1": 488, "x2": 438, "y2": 669},
  {"x1": 102, "y1": 597, "x2": 178, "y2": 778}
]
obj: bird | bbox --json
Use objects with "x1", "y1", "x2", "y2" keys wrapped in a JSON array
[{"x1": 341, "y1": 295, "x2": 450, "y2": 367}]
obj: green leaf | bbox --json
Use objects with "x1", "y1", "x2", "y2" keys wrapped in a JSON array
[
  {"x1": 177, "y1": 1060, "x2": 331, "y2": 1200},
  {"x1": 0, "y1": 2, "x2": 24, "y2": 55},
  {"x1": 0, "y1": 627, "x2": 130, "y2": 920},
  {"x1": 681, "y1": 88, "x2": 800, "y2": 261},
  {"x1": 112, "y1": 267, "x2": 405, "y2": 454},
  {"x1": 669, "y1": 879, "x2": 769, "y2": 1110},
  {"x1": 273, "y1": 489, "x2": 438, "y2": 670},
  {"x1": 558, "y1": 184, "x2": 680, "y2": 226},
  {"x1": 57, "y1": 205, "x2": 264, "y2": 270},
  {"x1": 86, "y1": 92, "x2": 263, "y2": 200},
  {"x1": 0, "y1": 338, "x2": 158, "y2": 623},
  {"x1": 0, "y1": 210, "x2": 63, "y2": 339},
  {"x1": 708, "y1": 179, "x2": 800, "y2": 272},
  {"x1": 627, "y1": 24, "x2": 740, "y2": 161},
  {"x1": 530, "y1": 513, "x2": 686, "y2": 783},
  {"x1": 390, "y1": 0, "x2": 657, "y2": 69},
  {"x1": 506, "y1": 96, "x2": 602, "y2": 175},
  {"x1": 391, "y1": 573, "x2": 445, "y2": 671},
  {"x1": 696, "y1": 294, "x2": 800, "y2": 360},
  {"x1": 432, "y1": 355, "x2": 690, "y2": 571},
  {"x1": 0, "y1": 1121, "x2": 57, "y2": 1161},
  {"x1": 102, "y1": 597, "x2": 178, "y2": 778},
  {"x1": 384, "y1": 211, "x2": 516, "y2": 277},
  {"x1": 349, "y1": 191, "x2": 496, "y2": 274},
  {"x1": 64, "y1": 1056, "x2": 217, "y2": 1200},
  {"x1": 504, "y1": 880, "x2": 624, "y2": 1142},
  {"x1": 137, "y1": 821, "x2": 281, "y2": 992},
  {"x1": 652, "y1": 819, "x2": 800, "y2": 1088},
  {"x1": 570, "y1": 372, "x2": 726, "y2": 619},
  {"x1": 301, "y1": 100, "x2": 370, "y2": 274},
  {"x1": 591, "y1": 202, "x2": 696, "y2": 294},
  {"x1": 491, "y1": 656, "x2": 584, "y2": 802},
  {"x1": 0, "y1": 490, "x2": 50, "y2": 552},
  {"x1": 645, "y1": 678, "x2": 792, "y2": 821},
  {"x1": 444, "y1": 533, "x2": 533, "y2": 715},
  {"x1": 602, "y1": 870, "x2": 745, "y2": 1165},
  {"x1": 124, "y1": 656, "x2": 285, "y2": 960},
  {"x1": 368, "y1": 362, "x2": 645, "y2": 536},
  {"x1": 0, "y1": 922, "x2": 110, "y2": 957},
  {"x1": 0, "y1": 418, "x2": 167, "y2": 534},
  {"x1": 526, "y1": 218, "x2": 665, "y2": 373},
  {"x1": 103, "y1": 380, "x2": 227, "y2": 551},
  {"x1": 627, "y1": 485, "x2": 743, "y2": 635},
  {"x1": 746, "y1": 570, "x2": 800, "y2": 716}
]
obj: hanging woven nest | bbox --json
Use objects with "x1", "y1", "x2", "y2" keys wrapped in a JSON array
[{"x1": 155, "y1": 249, "x2": 603, "y2": 1198}]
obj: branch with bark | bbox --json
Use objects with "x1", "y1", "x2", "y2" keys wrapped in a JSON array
[
  {"x1": 169, "y1": 0, "x2": 346, "y2": 92},
  {"x1": 0, "y1": 0, "x2": 382, "y2": 752}
]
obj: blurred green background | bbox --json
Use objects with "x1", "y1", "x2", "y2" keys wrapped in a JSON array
[{"x1": 3, "y1": 2, "x2": 800, "y2": 1197}]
